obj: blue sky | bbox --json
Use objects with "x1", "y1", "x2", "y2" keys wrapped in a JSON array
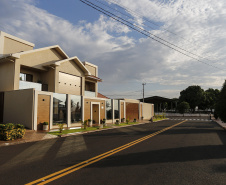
[
  {"x1": 0, "y1": 0, "x2": 225, "y2": 99},
  {"x1": 36, "y1": 0, "x2": 100, "y2": 24}
]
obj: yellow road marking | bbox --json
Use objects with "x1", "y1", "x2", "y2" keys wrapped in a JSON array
[{"x1": 26, "y1": 120, "x2": 186, "y2": 185}]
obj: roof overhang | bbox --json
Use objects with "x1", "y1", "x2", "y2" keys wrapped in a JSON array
[
  {"x1": 14, "y1": 45, "x2": 69, "y2": 59},
  {"x1": 85, "y1": 75, "x2": 102, "y2": 82},
  {"x1": 0, "y1": 53, "x2": 20, "y2": 63},
  {"x1": 0, "y1": 53, "x2": 20, "y2": 59},
  {"x1": 53, "y1": 56, "x2": 91, "y2": 75}
]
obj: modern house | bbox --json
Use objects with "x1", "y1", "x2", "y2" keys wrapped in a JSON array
[{"x1": 0, "y1": 31, "x2": 154, "y2": 130}]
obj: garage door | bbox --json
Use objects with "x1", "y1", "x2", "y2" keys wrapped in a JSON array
[
  {"x1": 58, "y1": 72, "x2": 81, "y2": 95},
  {"x1": 126, "y1": 103, "x2": 139, "y2": 121}
]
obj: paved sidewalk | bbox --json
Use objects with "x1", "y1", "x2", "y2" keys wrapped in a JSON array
[
  {"x1": 0, "y1": 130, "x2": 57, "y2": 147},
  {"x1": 214, "y1": 119, "x2": 226, "y2": 130},
  {"x1": 0, "y1": 121, "x2": 151, "y2": 147},
  {"x1": 0, "y1": 119, "x2": 168, "y2": 147}
]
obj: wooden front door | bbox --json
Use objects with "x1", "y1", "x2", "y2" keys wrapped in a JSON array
[
  {"x1": 37, "y1": 95, "x2": 50, "y2": 130},
  {"x1": 92, "y1": 104, "x2": 99, "y2": 124}
]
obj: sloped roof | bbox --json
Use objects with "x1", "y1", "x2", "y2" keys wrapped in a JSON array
[
  {"x1": 52, "y1": 56, "x2": 91, "y2": 75},
  {"x1": 97, "y1": 93, "x2": 109, "y2": 99},
  {"x1": 15, "y1": 45, "x2": 69, "y2": 59}
]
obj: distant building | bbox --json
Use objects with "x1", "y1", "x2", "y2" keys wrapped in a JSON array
[{"x1": 139, "y1": 96, "x2": 178, "y2": 112}]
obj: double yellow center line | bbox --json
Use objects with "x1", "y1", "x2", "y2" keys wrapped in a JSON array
[{"x1": 26, "y1": 120, "x2": 186, "y2": 185}]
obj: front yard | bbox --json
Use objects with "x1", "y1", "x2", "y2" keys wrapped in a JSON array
[{"x1": 48, "y1": 118, "x2": 167, "y2": 136}]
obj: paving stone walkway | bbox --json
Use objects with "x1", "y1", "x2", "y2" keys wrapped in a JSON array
[{"x1": 0, "y1": 130, "x2": 57, "y2": 147}]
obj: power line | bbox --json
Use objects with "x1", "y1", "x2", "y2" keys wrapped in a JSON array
[
  {"x1": 91, "y1": 0, "x2": 214, "y2": 63},
  {"x1": 80, "y1": 0, "x2": 223, "y2": 69},
  {"x1": 103, "y1": 0, "x2": 212, "y2": 55},
  {"x1": 94, "y1": 0, "x2": 157, "y2": 31},
  {"x1": 100, "y1": 0, "x2": 218, "y2": 63},
  {"x1": 79, "y1": 0, "x2": 226, "y2": 71}
]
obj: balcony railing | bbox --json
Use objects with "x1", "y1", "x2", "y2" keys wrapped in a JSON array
[
  {"x1": 85, "y1": 91, "x2": 96, "y2": 97},
  {"x1": 19, "y1": 81, "x2": 42, "y2": 91}
]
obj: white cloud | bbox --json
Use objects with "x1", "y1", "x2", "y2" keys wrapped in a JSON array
[{"x1": 0, "y1": 0, "x2": 134, "y2": 59}]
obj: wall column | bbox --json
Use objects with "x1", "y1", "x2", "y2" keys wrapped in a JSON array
[
  {"x1": 82, "y1": 96, "x2": 84, "y2": 122},
  {"x1": 67, "y1": 94, "x2": 71, "y2": 128},
  {"x1": 112, "y1": 99, "x2": 114, "y2": 124}
]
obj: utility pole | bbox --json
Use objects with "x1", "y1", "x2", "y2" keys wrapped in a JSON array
[{"x1": 142, "y1": 83, "x2": 146, "y2": 103}]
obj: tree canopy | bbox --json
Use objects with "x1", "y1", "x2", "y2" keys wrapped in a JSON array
[
  {"x1": 177, "y1": 101, "x2": 190, "y2": 115},
  {"x1": 179, "y1": 85, "x2": 205, "y2": 112},
  {"x1": 215, "y1": 81, "x2": 226, "y2": 122},
  {"x1": 205, "y1": 88, "x2": 220, "y2": 111}
]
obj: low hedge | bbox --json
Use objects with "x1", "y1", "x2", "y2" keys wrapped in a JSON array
[{"x1": 0, "y1": 123, "x2": 26, "y2": 141}]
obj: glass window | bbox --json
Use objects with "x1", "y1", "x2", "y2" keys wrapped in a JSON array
[
  {"x1": 85, "y1": 81, "x2": 95, "y2": 92},
  {"x1": 20, "y1": 73, "x2": 33, "y2": 82},
  {"x1": 106, "y1": 99, "x2": 112, "y2": 120},
  {"x1": 53, "y1": 93, "x2": 67, "y2": 125},
  {"x1": 71, "y1": 95, "x2": 82, "y2": 123},
  {"x1": 114, "y1": 100, "x2": 119, "y2": 119},
  {"x1": 20, "y1": 73, "x2": 26, "y2": 81}
]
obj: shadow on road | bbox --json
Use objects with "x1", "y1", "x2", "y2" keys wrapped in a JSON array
[{"x1": 88, "y1": 144, "x2": 226, "y2": 168}]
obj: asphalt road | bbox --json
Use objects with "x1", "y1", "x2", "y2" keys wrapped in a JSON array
[{"x1": 1, "y1": 119, "x2": 226, "y2": 185}]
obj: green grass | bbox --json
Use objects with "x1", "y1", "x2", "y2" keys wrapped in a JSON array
[
  {"x1": 114, "y1": 122, "x2": 138, "y2": 126},
  {"x1": 48, "y1": 119, "x2": 167, "y2": 136},
  {"x1": 48, "y1": 126, "x2": 106, "y2": 136},
  {"x1": 153, "y1": 118, "x2": 167, "y2": 122}
]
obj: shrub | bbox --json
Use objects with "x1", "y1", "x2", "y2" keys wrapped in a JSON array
[
  {"x1": 57, "y1": 123, "x2": 64, "y2": 133},
  {"x1": 15, "y1": 124, "x2": 25, "y2": 129},
  {"x1": 0, "y1": 123, "x2": 26, "y2": 141},
  {"x1": 101, "y1": 118, "x2": 106, "y2": 124},
  {"x1": 84, "y1": 120, "x2": 88, "y2": 129},
  {"x1": 43, "y1": 122, "x2": 49, "y2": 125},
  {"x1": 215, "y1": 81, "x2": 226, "y2": 122}
]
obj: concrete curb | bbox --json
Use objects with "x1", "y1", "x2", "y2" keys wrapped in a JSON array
[
  {"x1": 59, "y1": 118, "x2": 169, "y2": 138},
  {"x1": 213, "y1": 119, "x2": 226, "y2": 130}
]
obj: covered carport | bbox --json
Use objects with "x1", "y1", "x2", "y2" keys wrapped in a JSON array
[{"x1": 140, "y1": 96, "x2": 178, "y2": 112}]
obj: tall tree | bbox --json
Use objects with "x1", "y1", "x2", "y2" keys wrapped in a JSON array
[
  {"x1": 179, "y1": 85, "x2": 205, "y2": 112},
  {"x1": 177, "y1": 101, "x2": 190, "y2": 116},
  {"x1": 205, "y1": 88, "x2": 220, "y2": 112},
  {"x1": 215, "y1": 81, "x2": 226, "y2": 122}
]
